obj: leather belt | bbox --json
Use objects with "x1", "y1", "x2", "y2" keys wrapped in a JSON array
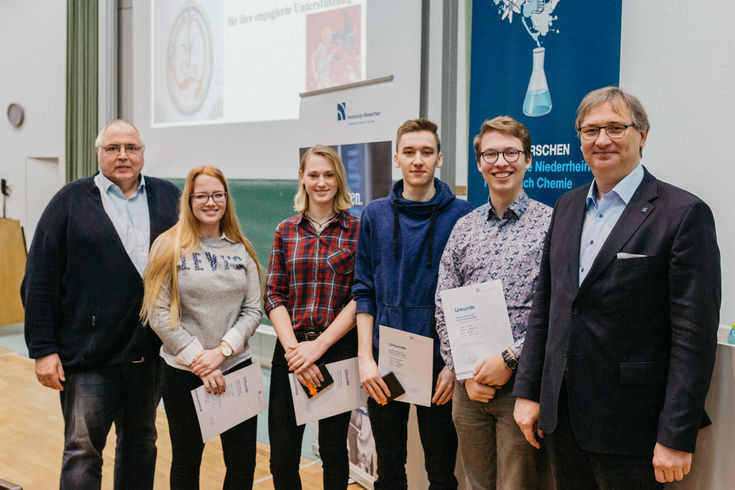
[{"x1": 294, "y1": 330, "x2": 321, "y2": 341}]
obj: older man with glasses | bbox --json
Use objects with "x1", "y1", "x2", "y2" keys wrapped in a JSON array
[
  {"x1": 22, "y1": 120, "x2": 180, "y2": 489},
  {"x1": 513, "y1": 87, "x2": 721, "y2": 488}
]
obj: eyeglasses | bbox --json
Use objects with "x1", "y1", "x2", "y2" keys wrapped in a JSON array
[
  {"x1": 577, "y1": 124, "x2": 635, "y2": 141},
  {"x1": 479, "y1": 149, "x2": 525, "y2": 165},
  {"x1": 191, "y1": 192, "x2": 227, "y2": 204},
  {"x1": 102, "y1": 144, "x2": 143, "y2": 155}
]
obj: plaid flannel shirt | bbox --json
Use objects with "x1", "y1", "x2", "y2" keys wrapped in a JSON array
[{"x1": 264, "y1": 212, "x2": 359, "y2": 331}]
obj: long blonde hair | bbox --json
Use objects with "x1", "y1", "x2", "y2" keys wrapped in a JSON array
[
  {"x1": 141, "y1": 165, "x2": 263, "y2": 329},
  {"x1": 293, "y1": 145, "x2": 353, "y2": 214}
]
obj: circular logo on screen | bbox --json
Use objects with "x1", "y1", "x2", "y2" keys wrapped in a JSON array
[{"x1": 166, "y1": 2, "x2": 213, "y2": 116}]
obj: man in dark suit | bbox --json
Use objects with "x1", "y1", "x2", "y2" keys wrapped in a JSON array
[{"x1": 512, "y1": 87, "x2": 720, "y2": 488}]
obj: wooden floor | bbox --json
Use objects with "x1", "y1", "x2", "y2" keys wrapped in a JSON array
[{"x1": 0, "y1": 348, "x2": 362, "y2": 489}]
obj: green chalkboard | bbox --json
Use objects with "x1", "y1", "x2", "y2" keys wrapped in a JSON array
[{"x1": 169, "y1": 178, "x2": 299, "y2": 269}]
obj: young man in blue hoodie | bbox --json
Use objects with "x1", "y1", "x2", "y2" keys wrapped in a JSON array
[{"x1": 353, "y1": 118, "x2": 474, "y2": 489}]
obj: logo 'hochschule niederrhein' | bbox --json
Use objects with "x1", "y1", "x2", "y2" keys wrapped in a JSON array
[{"x1": 336, "y1": 102, "x2": 381, "y2": 125}]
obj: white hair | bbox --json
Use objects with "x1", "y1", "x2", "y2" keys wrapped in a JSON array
[{"x1": 94, "y1": 120, "x2": 146, "y2": 149}]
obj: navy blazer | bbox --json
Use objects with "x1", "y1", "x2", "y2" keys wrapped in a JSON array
[{"x1": 514, "y1": 168, "x2": 720, "y2": 455}]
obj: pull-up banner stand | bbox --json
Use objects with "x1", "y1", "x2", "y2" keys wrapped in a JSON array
[{"x1": 468, "y1": 0, "x2": 622, "y2": 208}]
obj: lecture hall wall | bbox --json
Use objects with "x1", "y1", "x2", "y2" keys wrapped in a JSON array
[{"x1": 1, "y1": 0, "x2": 734, "y2": 324}]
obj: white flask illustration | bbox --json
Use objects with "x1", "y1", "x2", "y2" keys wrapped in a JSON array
[{"x1": 523, "y1": 47, "x2": 552, "y2": 117}]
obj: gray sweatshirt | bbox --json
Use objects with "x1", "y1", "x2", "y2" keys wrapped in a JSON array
[{"x1": 151, "y1": 236, "x2": 262, "y2": 372}]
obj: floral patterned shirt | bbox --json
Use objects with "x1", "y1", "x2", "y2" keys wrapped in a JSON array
[{"x1": 435, "y1": 191, "x2": 552, "y2": 371}]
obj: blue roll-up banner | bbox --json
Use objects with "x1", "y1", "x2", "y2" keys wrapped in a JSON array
[{"x1": 468, "y1": 0, "x2": 622, "y2": 208}]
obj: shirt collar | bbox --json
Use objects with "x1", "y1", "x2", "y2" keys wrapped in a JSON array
[
  {"x1": 199, "y1": 233, "x2": 236, "y2": 247},
  {"x1": 487, "y1": 190, "x2": 529, "y2": 221},
  {"x1": 586, "y1": 163, "x2": 644, "y2": 208},
  {"x1": 297, "y1": 211, "x2": 350, "y2": 230},
  {"x1": 96, "y1": 171, "x2": 145, "y2": 196}
]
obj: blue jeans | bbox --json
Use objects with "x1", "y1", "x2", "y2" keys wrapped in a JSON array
[
  {"x1": 162, "y1": 359, "x2": 257, "y2": 489},
  {"x1": 452, "y1": 380, "x2": 547, "y2": 489},
  {"x1": 367, "y1": 358, "x2": 458, "y2": 490},
  {"x1": 58, "y1": 358, "x2": 161, "y2": 490},
  {"x1": 268, "y1": 330, "x2": 357, "y2": 490}
]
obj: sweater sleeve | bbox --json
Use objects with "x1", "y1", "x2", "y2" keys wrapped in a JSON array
[
  {"x1": 352, "y1": 206, "x2": 377, "y2": 316},
  {"x1": 22, "y1": 191, "x2": 67, "y2": 359},
  {"x1": 222, "y1": 253, "x2": 262, "y2": 353},
  {"x1": 149, "y1": 284, "x2": 202, "y2": 366}
]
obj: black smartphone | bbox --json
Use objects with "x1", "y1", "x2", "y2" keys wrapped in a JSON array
[
  {"x1": 300, "y1": 363, "x2": 335, "y2": 398},
  {"x1": 382, "y1": 372, "x2": 406, "y2": 401}
]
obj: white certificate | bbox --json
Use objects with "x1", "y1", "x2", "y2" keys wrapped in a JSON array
[
  {"x1": 378, "y1": 325, "x2": 433, "y2": 407},
  {"x1": 439, "y1": 280, "x2": 514, "y2": 380},
  {"x1": 191, "y1": 362, "x2": 267, "y2": 443},
  {"x1": 289, "y1": 357, "x2": 367, "y2": 426}
]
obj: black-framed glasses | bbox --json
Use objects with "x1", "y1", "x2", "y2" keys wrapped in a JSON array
[
  {"x1": 102, "y1": 144, "x2": 142, "y2": 155},
  {"x1": 577, "y1": 124, "x2": 635, "y2": 141},
  {"x1": 191, "y1": 192, "x2": 227, "y2": 204},
  {"x1": 479, "y1": 149, "x2": 525, "y2": 165}
]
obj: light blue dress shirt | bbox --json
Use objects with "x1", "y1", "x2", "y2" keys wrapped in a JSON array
[
  {"x1": 94, "y1": 172, "x2": 151, "y2": 277},
  {"x1": 579, "y1": 164, "x2": 644, "y2": 285}
]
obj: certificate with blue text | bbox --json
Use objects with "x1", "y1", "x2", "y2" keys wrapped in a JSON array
[
  {"x1": 378, "y1": 325, "x2": 433, "y2": 407},
  {"x1": 439, "y1": 280, "x2": 514, "y2": 380},
  {"x1": 191, "y1": 362, "x2": 267, "y2": 442},
  {"x1": 289, "y1": 357, "x2": 367, "y2": 426}
]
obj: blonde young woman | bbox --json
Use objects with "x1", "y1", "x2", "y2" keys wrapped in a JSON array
[
  {"x1": 264, "y1": 145, "x2": 359, "y2": 489},
  {"x1": 141, "y1": 165, "x2": 262, "y2": 489}
]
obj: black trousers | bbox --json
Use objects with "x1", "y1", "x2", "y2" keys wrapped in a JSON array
[
  {"x1": 367, "y1": 357, "x2": 458, "y2": 490},
  {"x1": 268, "y1": 329, "x2": 357, "y2": 490},
  {"x1": 162, "y1": 359, "x2": 257, "y2": 490},
  {"x1": 545, "y1": 380, "x2": 662, "y2": 490}
]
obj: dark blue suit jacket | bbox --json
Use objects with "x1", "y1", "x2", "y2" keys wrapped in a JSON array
[{"x1": 514, "y1": 168, "x2": 720, "y2": 455}]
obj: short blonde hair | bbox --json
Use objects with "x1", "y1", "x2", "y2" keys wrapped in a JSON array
[
  {"x1": 472, "y1": 116, "x2": 531, "y2": 163},
  {"x1": 294, "y1": 145, "x2": 353, "y2": 214}
]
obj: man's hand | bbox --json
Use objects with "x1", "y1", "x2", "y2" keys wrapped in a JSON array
[
  {"x1": 514, "y1": 397, "x2": 544, "y2": 449},
  {"x1": 286, "y1": 340, "x2": 326, "y2": 374},
  {"x1": 200, "y1": 369, "x2": 226, "y2": 395},
  {"x1": 35, "y1": 353, "x2": 65, "y2": 391},
  {"x1": 464, "y1": 378, "x2": 497, "y2": 403},
  {"x1": 652, "y1": 443, "x2": 692, "y2": 483},
  {"x1": 295, "y1": 363, "x2": 325, "y2": 390},
  {"x1": 358, "y1": 355, "x2": 390, "y2": 404},
  {"x1": 473, "y1": 353, "x2": 512, "y2": 388},
  {"x1": 190, "y1": 348, "x2": 225, "y2": 377},
  {"x1": 432, "y1": 365, "x2": 455, "y2": 405}
]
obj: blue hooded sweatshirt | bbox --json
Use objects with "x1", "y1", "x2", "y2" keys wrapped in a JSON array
[{"x1": 353, "y1": 178, "x2": 474, "y2": 359}]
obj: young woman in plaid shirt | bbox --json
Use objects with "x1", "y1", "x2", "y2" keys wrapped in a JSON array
[{"x1": 264, "y1": 145, "x2": 359, "y2": 489}]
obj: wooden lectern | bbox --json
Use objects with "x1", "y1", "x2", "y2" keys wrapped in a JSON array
[{"x1": 0, "y1": 218, "x2": 26, "y2": 327}]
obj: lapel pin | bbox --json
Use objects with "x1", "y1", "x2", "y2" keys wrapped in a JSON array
[{"x1": 641, "y1": 207, "x2": 648, "y2": 213}]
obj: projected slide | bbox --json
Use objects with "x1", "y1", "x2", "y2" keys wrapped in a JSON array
[
  {"x1": 307, "y1": 6, "x2": 362, "y2": 90},
  {"x1": 152, "y1": 0, "x2": 366, "y2": 127}
]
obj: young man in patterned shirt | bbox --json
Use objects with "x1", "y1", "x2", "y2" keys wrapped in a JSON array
[{"x1": 435, "y1": 116, "x2": 552, "y2": 489}]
